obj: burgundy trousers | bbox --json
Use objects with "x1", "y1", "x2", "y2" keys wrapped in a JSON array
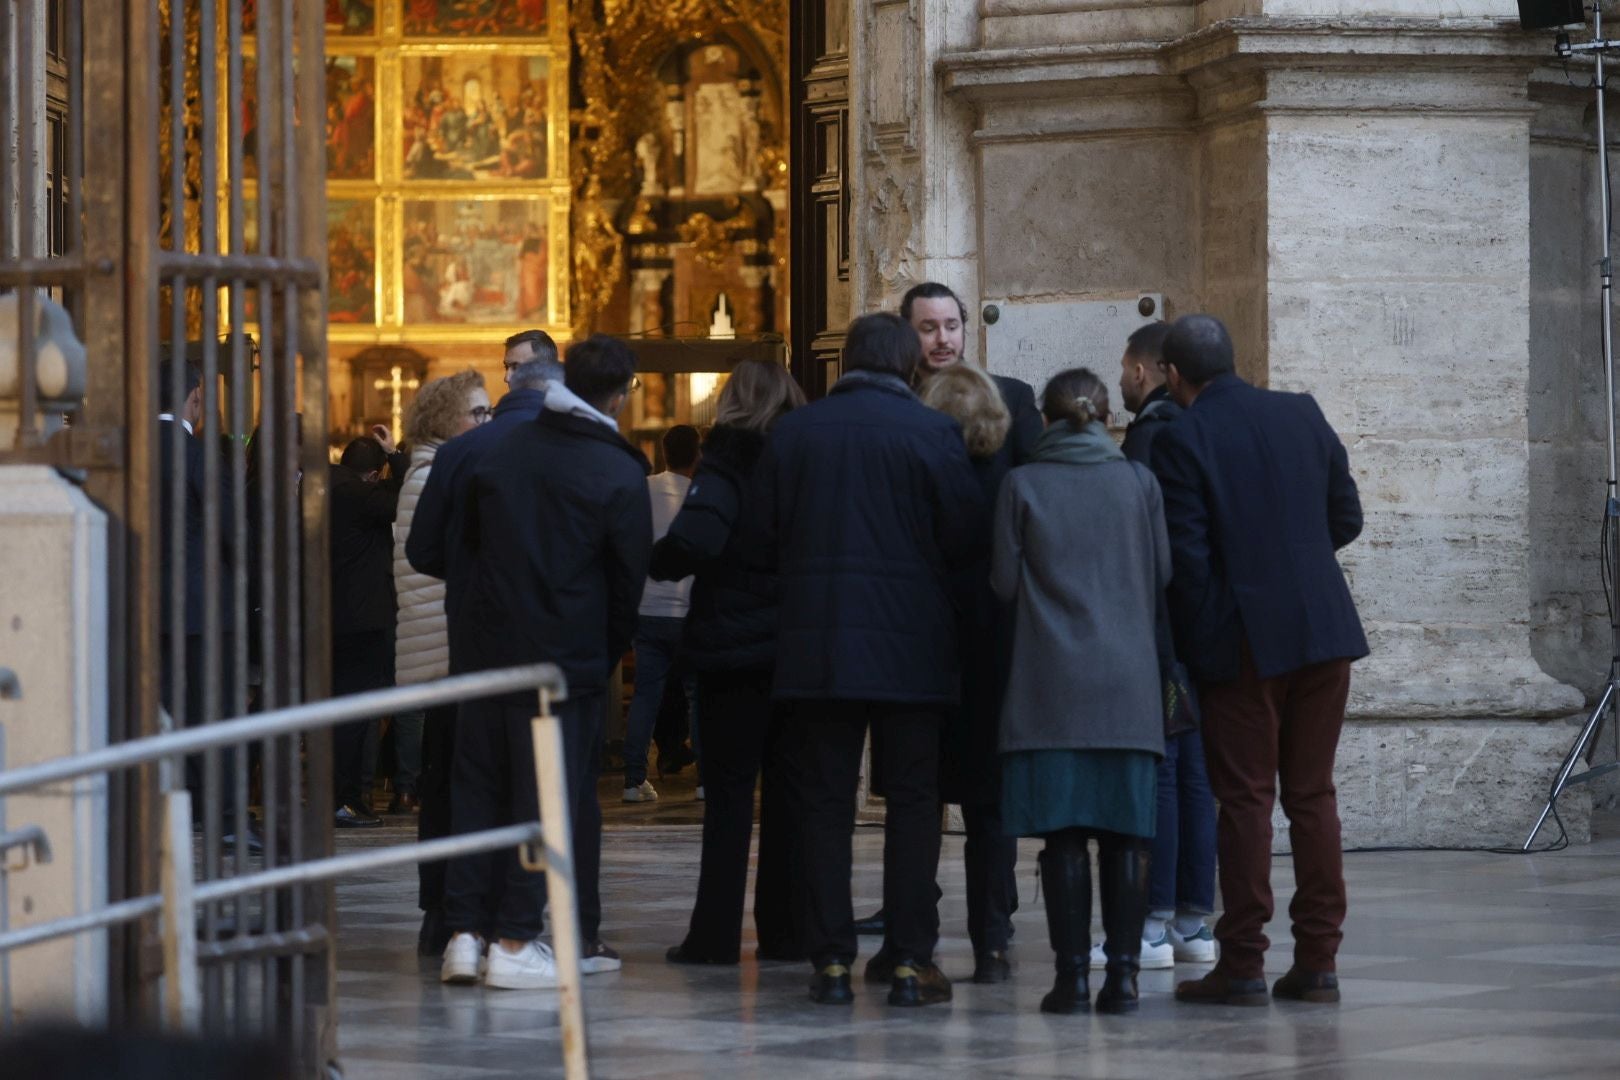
[{"x1": 1199, "y1": 643, "x2": 1352, "y2": 979}]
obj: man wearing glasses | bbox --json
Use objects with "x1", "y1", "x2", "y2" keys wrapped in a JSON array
[{"x1": 503, "y1": 328, "x2": 559, "y2": 388}]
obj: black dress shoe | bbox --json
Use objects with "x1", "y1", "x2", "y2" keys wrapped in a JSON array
[
  {"x1": 666, "y1": 943, "x2": 739, "y2": 965},
  {"x1": 853, "y1": 909, "x2": 886, "y2": 936},
  {"x1": 863, "y1": 942, "x2": 896, "y2": 984},
  {"x1": 809, "y1": 963, "x2": 854, "y2": 1004},
  {"x1": 972, "y1": 949, "x2": 1011, "y2": 984},
  {"x1": 888, "y1": 960, "x2": 952, "y2": 1007},
  {"x1": 334, "y1": 803, "x2": 383, "y2": 828},
  {"x1": 418, "y1": 908, "x2": 451, "y2": 957},
  {"x1": 1272, "y1": 967, "x2": 1340, "y2": 1003}
]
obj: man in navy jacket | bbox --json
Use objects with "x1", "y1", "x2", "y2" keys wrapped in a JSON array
[
  {"x1": 433, "y1": 336, "x2": 652, "y2": 991},
  {"x1": 1149, "y1": 315, "x2": 1367, "y2": 1008},
  {"x1": 759, "y1": 312, "x2": 984, "y2": 1007}
]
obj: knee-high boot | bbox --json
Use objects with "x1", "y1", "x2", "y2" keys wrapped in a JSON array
[
  {"x1": 1036, "y1": 837, "x2": 1091, "y2": 1014},
  {"x1": 1095, "y1": 832, "x2": 1150, "y2": 1014}
]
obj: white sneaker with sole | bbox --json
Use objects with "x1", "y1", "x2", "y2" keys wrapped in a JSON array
[
  {"x1": 440, "y1": 932, "x2": 483, "y2": 985},
  {"x1": 580, "y1": 939, "x2": 622, "y2": 974},
  {"x1": 1140, "y1": 929, "x2": 1175, "y2": 969},
  {"x1": 485, "y1": 939, "x2": 560, "y2": 990},
  {"x1": 1169, "y1": 922, "x2": 1218, "y2": 963},
  {"x1": 622, "y1": 780, "x2": 658, "y2": 803}
]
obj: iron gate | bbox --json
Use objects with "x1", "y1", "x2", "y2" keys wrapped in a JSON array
[{"x1": 1, "y1": 0, "x2": 333, "y2": 1070}]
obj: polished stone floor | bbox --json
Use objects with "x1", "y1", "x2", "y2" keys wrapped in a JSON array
[{"x1": 332, "y1": 818, "x2": 1620, "y2": 1080}]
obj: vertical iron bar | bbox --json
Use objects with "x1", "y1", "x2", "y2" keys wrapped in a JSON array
[
  {"x1": 0, "y1": 3, "x2": 14, "y2": 264},
  {"x1": 275, "y1": 0, "x2": 307, "y2": 1058},
  {"x1": 65, "y1": 0, "x2": 81, "y2": 325},
  {"x1": 19, "y1": 0, "x2": 40, "y2": 446}
]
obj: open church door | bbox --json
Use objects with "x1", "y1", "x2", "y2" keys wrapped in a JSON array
[{"x1": 789, "y1": 0, "x2": 852, "y2": 400}]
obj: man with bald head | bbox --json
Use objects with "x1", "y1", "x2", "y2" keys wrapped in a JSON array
[{"x1": 1149, "y1": 314, "x2": 1367, "y2": 1008}]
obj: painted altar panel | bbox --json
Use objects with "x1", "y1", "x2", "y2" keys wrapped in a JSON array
[{"x1": 222, "y1": 0, "x2": 571, "y2": 354}]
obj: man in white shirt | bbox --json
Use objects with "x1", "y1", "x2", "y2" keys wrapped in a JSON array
[{"x1": 623, "y1": 425, "x2": 702, "y2": 801}]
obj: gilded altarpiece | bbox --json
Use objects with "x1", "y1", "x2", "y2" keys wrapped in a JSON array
[{"x1": 221, "y1": 0, "x2": 570, "y2": 438}]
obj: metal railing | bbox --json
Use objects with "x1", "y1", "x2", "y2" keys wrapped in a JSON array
[{"x1": 0, "y1": 663, "x2": 590, "y2": 1080}]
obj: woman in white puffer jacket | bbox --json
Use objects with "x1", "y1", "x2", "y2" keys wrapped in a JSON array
[{"x1": 389, "y1": 369, "x2": 490, "y2": 822}]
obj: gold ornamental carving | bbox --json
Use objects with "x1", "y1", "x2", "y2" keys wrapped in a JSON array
[{"x1": 569, "y1": 0, "x2": 787, "y2": 332}]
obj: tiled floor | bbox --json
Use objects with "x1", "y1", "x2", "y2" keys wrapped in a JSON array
[{"x1": 333, "y1": 817, "x2": 1620, "y2": 1079}]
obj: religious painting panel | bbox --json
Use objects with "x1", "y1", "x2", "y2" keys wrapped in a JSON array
[
  {"x1": 243, "y1": 0, "x2": 378, "y2": 37},
  {"x1": 401, "y1": 53, "x2": 551, "y2": 182},
  {"x1": 402, "y1": 0, "x2": 548, "y2": 39},
  {"x1": 400, "y1": 197, "x2": 549, "y2": 326},
  {"x1": 233, "y1": 197, "x2": 376, "y2": 328},
  {"x1": 241, "y1": 55, "x2": 376, "y2": 182}
]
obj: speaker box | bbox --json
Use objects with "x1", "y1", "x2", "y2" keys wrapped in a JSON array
[{"x1": 1518, "y1": 0, "x2": 1587, "y2": 30}]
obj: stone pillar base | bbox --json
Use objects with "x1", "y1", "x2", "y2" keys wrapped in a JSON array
[{"x1": 1316, "y1": 716, "x2": 1594, "y2": 849}]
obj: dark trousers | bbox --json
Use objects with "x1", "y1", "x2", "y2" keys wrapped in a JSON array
[
  {"x1": 416, "y1": 701, "x2": 461, "y2": 914},
  {"x1": 159, "y1": 632, "x2": 241, "y2": 829},
  {"x1": 795, "y1": 701, "x2": 942, "y2": 967},
  {"x1": 444, "y1": 692, "x2": 603, "y2": 944},
  {"x1": 1199, "y1": 643, "x2": 1352, "y2": 978},
  {"x1": 681, "y1": 670, "x2": 799, "y2": 957},
  {"x1": 331, "y1": 629, "x2": 393, "y2": 811},
  {"x1": 1149, "y1": 727, "x2": 1217, "y2": 915},
  {"x1": 961, "y1": 800, "x2": 1017, "y2": 954}
]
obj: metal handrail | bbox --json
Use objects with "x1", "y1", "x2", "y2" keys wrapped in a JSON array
[
  {"x1": 0, "y1": 662, "x2": 590, "y2": 1078},
  {"x1": 0, "y1": 664, "x2": 566, "y2": 798}
]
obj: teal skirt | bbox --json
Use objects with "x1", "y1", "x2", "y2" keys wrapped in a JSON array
[{"x1": 1001, "y1": 749, "x2": 1157, "y2": 839}]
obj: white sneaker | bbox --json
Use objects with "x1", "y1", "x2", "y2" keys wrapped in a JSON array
[
  {"x1": 580, "y1": 939, "x2": 622, "y2": 974},
  {"x1": 440, "y1": 932, "x2": 483, "y2": 985},
  {"x1": 622, "y1": 780, "x2": 658, "y2": 803},
  {"x1": 485, "y1": 939, "x2": 560, "y2": 990},
  {"x1": 1169, "y1": 922, "x2": 1218, "y2": 964},
  {"x1": 1140, "y1": 928, "x2": 1175, "y2": 969},
  {"x1": 695, "y1": 785, "x2": 705, "y2": 801}
]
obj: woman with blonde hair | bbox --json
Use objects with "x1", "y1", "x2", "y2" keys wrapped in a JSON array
[
  {"x1": 992, "y1": 366, "x2": 1167, "y2": 1015},
  {"x1": 393, "y1": 368, "x2": 489, "y2": 949},
  {"x1": 653, "y1": 357, "x2": 808, "y2": 965},
  {"x1": 915, "y1": 362, "x2": 1022, "y2": 985}
]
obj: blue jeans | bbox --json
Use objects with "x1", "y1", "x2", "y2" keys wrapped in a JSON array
[
  {"x1": 625, "y1": 616, "x2": 687, "y2": 786},
  {"x1": 1149, "y1": 728, "x2": 1217, "y2": 915}
]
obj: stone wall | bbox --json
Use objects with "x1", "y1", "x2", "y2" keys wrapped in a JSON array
[{"x1": 862, "y1": 0, "x2": 1607, "y2": 844}]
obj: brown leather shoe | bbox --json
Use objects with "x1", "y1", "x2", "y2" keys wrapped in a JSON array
[
  {"x1": 863, "y1": 942, "x2": 897, "y2": 984},
  {"x1": 1272, "y1": 967, "x2": 1340, "y2": 1003},
  {"x1": 1175, "y1": 969, "x2": 1270, "y2": 1007}
]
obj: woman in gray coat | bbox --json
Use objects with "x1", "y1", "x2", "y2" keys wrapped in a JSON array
[{"x1": 991, "y1": 368, "x2": 1169, "y2": 1015}]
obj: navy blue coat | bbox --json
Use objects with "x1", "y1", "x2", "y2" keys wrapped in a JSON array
[
  {"x1": 759, "y1": 372, "x2": 986, "y2": 705},
  {"x1": 1149, "y1": 375, "x2": 1368, "y2": 684},
  {"x1": 457, "y1": 410, "x2": 652, "y2": 697},
  {"x1": 406, "y1": 386, "x2": 544, "y2": 673},
  {"x1": 158, "y1": 419, "x2": 237, "y2": 638}
]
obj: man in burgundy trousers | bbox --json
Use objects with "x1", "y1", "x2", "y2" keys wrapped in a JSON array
[{"x1": 1149, "y1": 315, "x2": 1368, "y2": 1006}]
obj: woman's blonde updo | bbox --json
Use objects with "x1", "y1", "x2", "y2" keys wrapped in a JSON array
[{"x1": 1040, "y1": 368, "x2": 1110, "y2": 429}]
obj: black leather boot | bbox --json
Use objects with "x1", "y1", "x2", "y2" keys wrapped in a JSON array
[
  {"x1": 1094, "y1": 834, "x2": 1150, "y2": 1015},
  {"x1": 1036, "y1": 839, "x2": 1091, "y2": 1014}
]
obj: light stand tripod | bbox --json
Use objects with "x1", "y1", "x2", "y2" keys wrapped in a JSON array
[{"x1": 1525, "y1": 6, "x2": 1620, "y2": 850}]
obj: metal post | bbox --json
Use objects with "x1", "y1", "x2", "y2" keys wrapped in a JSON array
[
  {"x1": 1525, "y1": 8, "x2": 1620, "y2": 848},
  {"x1": 530, "y1": 689, "x2": 589, "y2": 1080},
  {"x1": 159, "y1": 789, "x2": 199, "y2": 1032},
  {"x1": 1, "y1": 721, "x2": 10, "y2": 1028}
]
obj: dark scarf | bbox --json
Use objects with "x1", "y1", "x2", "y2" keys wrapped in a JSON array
[{"x1": 1030, "y1": 419, "x2": 1124, "y2": 465}]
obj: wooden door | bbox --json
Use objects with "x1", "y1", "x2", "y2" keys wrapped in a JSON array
[{"x1": 789, "y1": 0, "x2": 852, "y2": 399}]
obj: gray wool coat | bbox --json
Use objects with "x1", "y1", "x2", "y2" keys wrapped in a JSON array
[{"x1": 990, "y1": 457, "x2": 1170, "y2": 757}]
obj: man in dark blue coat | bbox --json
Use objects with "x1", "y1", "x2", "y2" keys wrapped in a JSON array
[
  {"x1": 760, "y1": 312, "x2": 985, "y2": 1007},
  {"x1": 405, "y1": 345, "x2": 558, "y2": 954},
  {"x1": 435, "y1": 335, "x2": 652, "y2": 991},
  {"x1": 1149, "y1": 314, "x2": 1368, "y2": 1008}
]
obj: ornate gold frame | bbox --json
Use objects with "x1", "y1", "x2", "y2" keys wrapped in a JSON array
[{"x1": 221, "y1": 0, "x2": 571, "y2": 346}]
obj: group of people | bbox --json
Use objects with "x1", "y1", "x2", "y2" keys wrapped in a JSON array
[{"x1": 369, "y1": 281, "x2": 1367, "y2": 1015}]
